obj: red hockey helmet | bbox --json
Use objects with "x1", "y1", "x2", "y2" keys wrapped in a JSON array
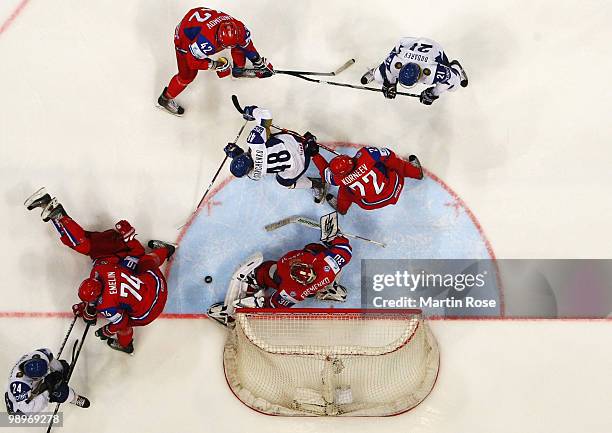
[
  {"x1": 290, "y1": 262, "x2": 317, "y2": 285},
  {"x1": 329, "y1": 155, "x2": 355, "y2": 177},
  {"x1": 78, "y1": 278, "x2": 102, "y2": 303},
  {"x1": 216, "y1": 21, "x2": 243, "y2": 48}
]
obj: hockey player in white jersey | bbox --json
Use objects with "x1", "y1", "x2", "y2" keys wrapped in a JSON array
[
  {"x1": 4, "y1": 348, "x2": 90, "y2": 415},
  {"x1": 223, "y1": 106, "x2": 327, "y2": 201},
  {"x1": 362, "y1": 37, "x2": 468, "y2": 105}
]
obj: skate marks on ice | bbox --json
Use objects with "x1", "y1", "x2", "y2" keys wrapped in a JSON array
[{"x1": 166, "y1": 146, "x2": 496, "y2": 314}]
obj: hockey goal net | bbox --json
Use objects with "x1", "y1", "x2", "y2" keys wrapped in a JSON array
[{"x1": 223, "y1": 308, "x2": 439, "y2": 416}]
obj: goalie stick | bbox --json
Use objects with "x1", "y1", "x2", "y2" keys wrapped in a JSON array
[
  {"x1": 287, "y1": 74, "x2": 419, "y2": 98},
  {"x1": 231, "y1": 95, "x2": 340, "y2": 155},
  {"x1": 265, "y1": 215, "x2": 386, "y2": 248}
]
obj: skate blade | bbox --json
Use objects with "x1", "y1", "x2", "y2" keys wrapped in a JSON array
[
  {"x1": 155, "y1": 104, "x2": 184, "y2": 117},
  {"x1": 24, "y1": 187, "x2": 47, "y2": 208}
]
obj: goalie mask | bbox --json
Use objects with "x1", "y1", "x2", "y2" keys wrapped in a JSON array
[{"x1": 289, "y1": 262, "x2": 317, "y2": 285}]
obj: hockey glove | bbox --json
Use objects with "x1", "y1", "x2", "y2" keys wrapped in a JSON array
[
  {"x1": 48, "y1": 383, "x2": 70, "y2": 404},
  {"x1": 212, "y1": 57, "x2": 231, "y2": 79},
  {"x1": 115, "y1": 220, "x2": 136, "y2": 242},
  {"x1": 252, "y1": 55, "x2": 274, "y2": 78},
  {"x1": 242, "y1": 105, "x2": 257, "y2": 121},
  {"x1": 95, "y1": 326, "x2": 114, "y2": 341},
  {"x1": 382, "y1": 82, "x2": 397, "y2": 99},
  {"x1": 302, "y1": 132, "x2": 319, "y2": 156},
  {"x1": 420, "y1": 87, "x2": 439, "y2": 105},
  {"x1": 43, "y1": 371, "x2": 64, "y2": 393},
  {"x1": 224, "y1": 143, "x2": 244, "y2": 159},
  {"x1": 59, "y1": 360, "x2": 71, "y2": 380},
  {"x1": 72, "y1": 302, "x2": 97, "y2": 325}
]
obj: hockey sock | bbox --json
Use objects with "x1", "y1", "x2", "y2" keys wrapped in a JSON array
[{"x1": 166, "y1": 76, "x2": 188, "y2": 99}]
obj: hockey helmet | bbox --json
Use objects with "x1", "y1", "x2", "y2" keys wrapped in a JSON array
[
  {"x1": 230, "y1": 153, "x2": 254, "y2": 178},
  {"x1": 216, "y1": 21, "x2": 243, "y2": 48},
  {"x1": 289, "y1": 262, "x2": 317, "y2": 285},
  {"x1": 78, "y1": 278, "x2": 102, "y2": 303},
  {"x1": 329, "y1": 155, "x2": 355, "y2": 177},
  {"x1": 398, "y1": 63, "x2": 422, "y2": 88},
  {"x1": 21, "y1": 355, "x2": 48, "y2": 379}
]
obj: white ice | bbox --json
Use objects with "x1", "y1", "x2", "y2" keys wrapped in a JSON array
[{"x1": 1, "y1": 1, "x2": 611, "y2": 432}]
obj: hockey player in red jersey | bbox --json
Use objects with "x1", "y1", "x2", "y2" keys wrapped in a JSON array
[
  {"x1": 244, "y1": 235, "x2": 352, "y2": 309},
  {"x1": 312, "y1": 147, "x2": 424, "y2": 215},
  {"x1": 157, "y1": 7, "x2": 274, "y2": 116},
  {"x1": 25, "y1": 188, "x2": 175, "y2": 354}
]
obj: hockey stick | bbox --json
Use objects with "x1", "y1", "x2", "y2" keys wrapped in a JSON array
[
  {"x1": 231, "y1": 95, "x2": 340, "y2": 156},
  {"x1": 286, "y1": 73, "x2": 419, "y2": 98},
  {"x1": 26, "y1": 315, "x2": 79, "y2": 404},
  {"x1": 247, "y1": 59, "x2": 356, "y2": 77},
  {"x1": 265, "y1": 215, "x2": 386, "y2": 248},
  {"x1": 178, "y1": 120, "x2": 249, "y2": 229},
  {"x1": 46, "y1": 323, "x2": 91, "y2": 433},
  {"x1": 57, "y1": 315, "x2": 78, "y2": 358}
]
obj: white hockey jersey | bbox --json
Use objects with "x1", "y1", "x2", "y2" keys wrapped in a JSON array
[
  {"x1": 4, "y1": 348, "x2": 63, "y2": 414},
  {"x1": 246, "y1": 108, "x2": 308, "y2": 186},
  {"x1": 375, "y1": 37, "x2": 462, "y2": 96}
]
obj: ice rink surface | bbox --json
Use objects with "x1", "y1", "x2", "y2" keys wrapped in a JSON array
[{"x1": 1, "y1": 0, "x2": 611, "y2": 432}]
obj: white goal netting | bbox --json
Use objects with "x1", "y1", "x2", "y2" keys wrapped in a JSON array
[{"x1": 223, "y1": 308, "x2": 439, "y2": 416}]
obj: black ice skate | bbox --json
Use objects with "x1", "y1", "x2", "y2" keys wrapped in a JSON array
[
  {"x1": 157, "y1": 87, "x2": 185, "y2": 116},
  {"x1": 408, "y1": 155, "x2": 424, "y2": 180},
  {"x1": 450, "y1": 60, "x2": 468, "y2": 88},
  {"x1": 148, "y1": 240, "x2": 176, "y2": 260},
  {"x1": 41, "y1": 198, "x2": 67, "y2": 222},
  {"x1": 324, "y1": 193, "x2": 339, "y2": 211},
  {"x1": 315, "y1": 282, "x2": 348, "y2": 302},
  {"x1": 309, "y1": 177, "x2": 329, "y2": 204},
  {"x1": 70, "y1": 395, "x2": 91, "y2": 408},
  {"x1": 24, "y1": 187, "x2": 52, "y2": 211},
  {"x1": 361, "y1": 68, "x2": 375, "y2": 85},
  {"x1": 107, "y1": 338, "x2": 134, "y2": 354}
]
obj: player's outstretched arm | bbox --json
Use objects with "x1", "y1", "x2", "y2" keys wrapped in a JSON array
[{"x1": 335, "y1": 188, "x2": 353, "y2": 215}]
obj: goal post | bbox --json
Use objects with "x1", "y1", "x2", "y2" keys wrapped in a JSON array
[{"x1": 223, "y1": 308, "x2": 440, "y2": 416}]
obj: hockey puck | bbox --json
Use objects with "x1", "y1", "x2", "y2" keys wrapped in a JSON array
[{"x1": 204, "y1": 276, "x2": 213, "y2": 284}]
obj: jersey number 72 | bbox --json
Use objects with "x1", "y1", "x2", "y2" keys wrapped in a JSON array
[{"x1": 349, "y1": 170, "x2": 385, "y2": 196}]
